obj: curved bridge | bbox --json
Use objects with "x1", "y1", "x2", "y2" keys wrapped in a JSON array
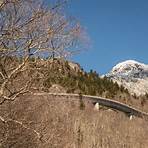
[{"x1": 33, "y1": 93, "x2": 148, "y2": 119}]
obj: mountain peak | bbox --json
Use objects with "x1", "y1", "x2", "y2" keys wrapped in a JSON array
[
  {"x1": 105, "y1": 60, "x2": 148, "y2": 96},
  {"x1": 111, "y1": 60, "x2": 148, "y2": 75}
]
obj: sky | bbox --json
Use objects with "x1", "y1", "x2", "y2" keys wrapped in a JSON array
[{"x1": 49, "y1": 0, "x2": 148, "y2": 74}]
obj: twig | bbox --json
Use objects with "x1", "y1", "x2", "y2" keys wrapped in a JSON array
[
  {"x1": 0, "y1": 115, "x2": 42, "y2": 140},
  {"x1": 0, "y1": 80, "x2": 31, "y2": 105},
  {"x1": 0, "y1": 72, "x2": 5, "y2": 80}
]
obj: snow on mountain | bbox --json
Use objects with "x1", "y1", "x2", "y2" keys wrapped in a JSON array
[{"x1": 105, "y1": 60, "x2": 148, "y2": 96}]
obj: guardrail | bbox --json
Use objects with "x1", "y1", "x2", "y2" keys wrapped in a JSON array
[{"x1": 33, "y1": 93, "x2": 148, "y2": 118}]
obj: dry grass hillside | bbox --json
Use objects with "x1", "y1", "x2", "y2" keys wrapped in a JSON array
[
  {"x1": 0, "y1": 93, "x2": 148, "y2": 148},
  {"x1": 1, "y1": 58, "x2": 148, "y2": 148}
]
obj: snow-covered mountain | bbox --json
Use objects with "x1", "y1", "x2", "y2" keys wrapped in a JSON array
[{"x1": 105, "y1": 60, "x2": 148, "y2": 96}]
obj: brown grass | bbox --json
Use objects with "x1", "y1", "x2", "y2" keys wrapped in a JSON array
[{"x1": 0, "y1": 94, "x2": 148, "y2": 148}]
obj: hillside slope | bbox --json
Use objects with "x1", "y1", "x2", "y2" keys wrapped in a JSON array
[
  {"x1": 1, "y1": 57, "x2": 148, "y2": 110},
  {"x1": 0, "y1": 58, "x2": 148, "y2": 148},
  {"x1": 0, "y1": 94, "x2": 148, "y2": 148},
  {"x1": 0, "y1": 57, "x2": 132, "y2": 100}
]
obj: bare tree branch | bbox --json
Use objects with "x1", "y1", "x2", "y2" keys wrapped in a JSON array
[
  {"x1": 0, "y1": 71, "x2": 5, "y2": 80},
  {"x1": 0, "y1": 115, "x2": 42, "y2": 140}
]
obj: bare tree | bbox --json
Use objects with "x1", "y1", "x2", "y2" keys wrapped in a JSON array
[
  {"x1": 0, "y1": 0, "x2": 87, "y2": 143},
  {"x1": 0, "y1": 0, "x2": 86, "y2": 102},
  {"x1": 47, "y1": 14, "x2": 84, "y2": 59},
  {"x1": 0, "y1": 0, "x2": 48, "y2": 101}
]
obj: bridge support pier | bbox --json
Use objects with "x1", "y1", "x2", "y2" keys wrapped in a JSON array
[{"x1": 94, "y1": 102, "x2": 100, "y2": 110}]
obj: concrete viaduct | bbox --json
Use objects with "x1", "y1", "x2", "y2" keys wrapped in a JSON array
[{"x1": 33, "y1": 93, "x2": 148, "y2": 119}]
